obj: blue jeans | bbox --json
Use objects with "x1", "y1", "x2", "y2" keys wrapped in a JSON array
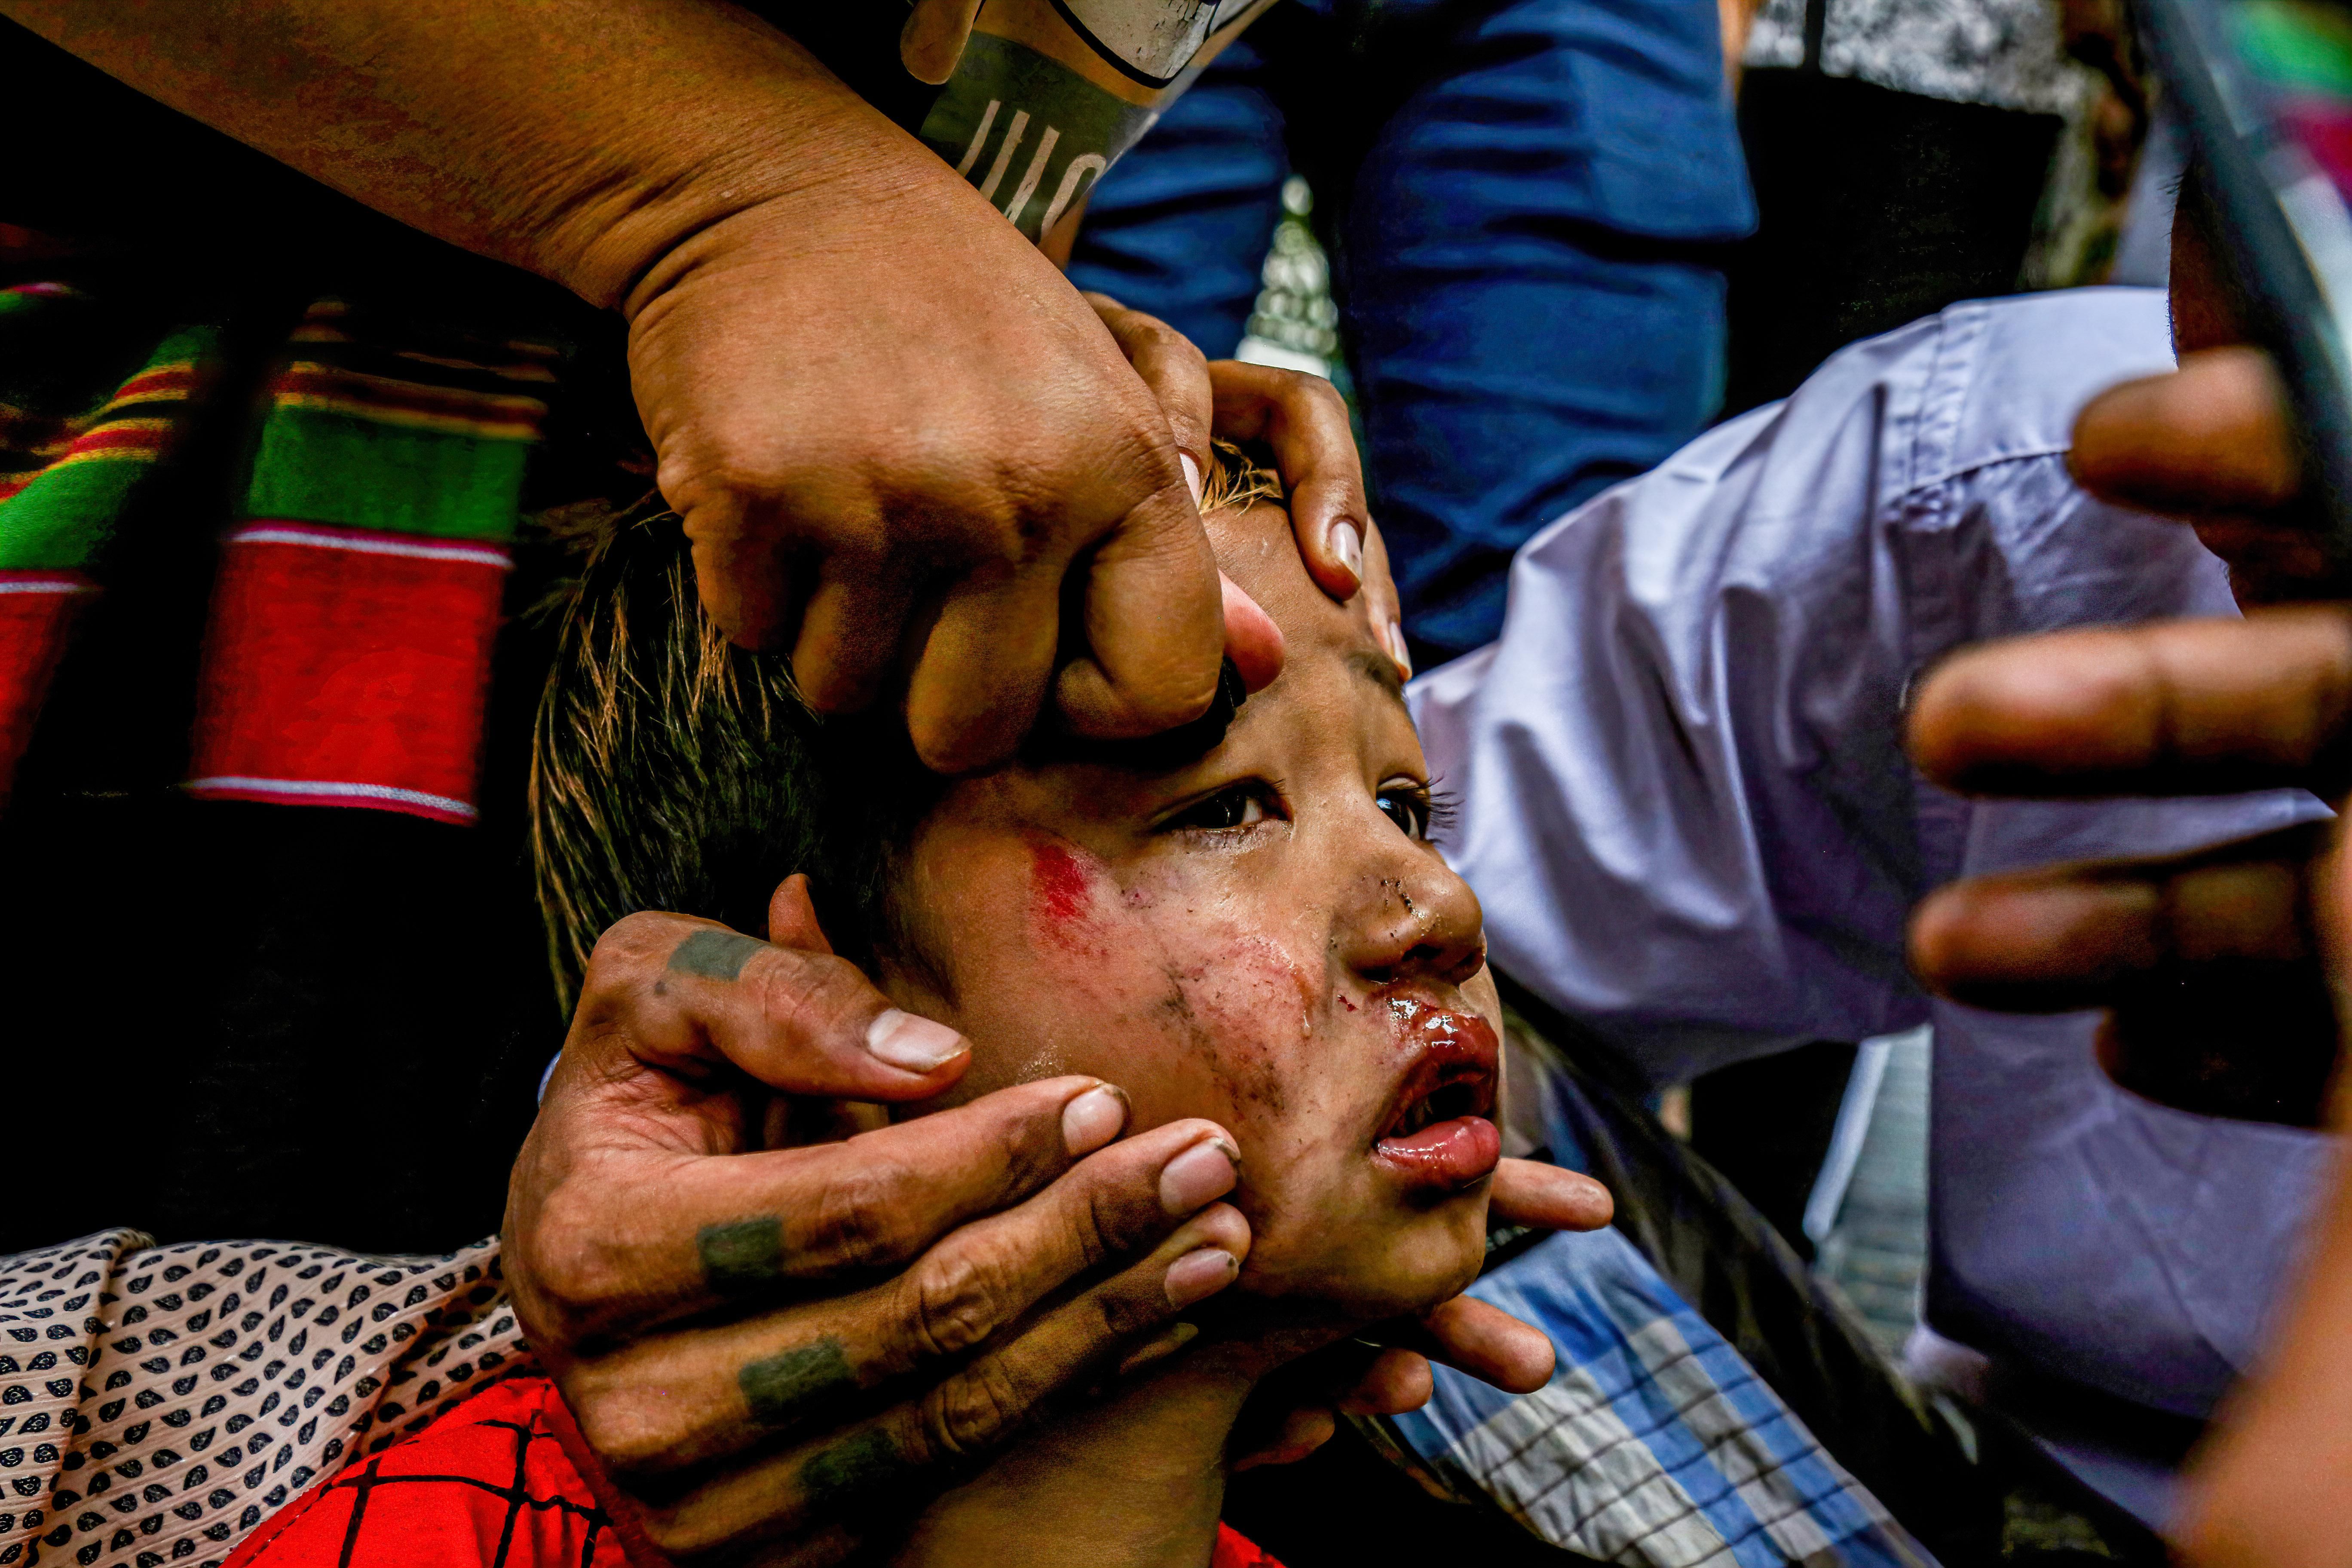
[{"x1": 1068, "y1": 0, "x2": 1754, "y2": 661}]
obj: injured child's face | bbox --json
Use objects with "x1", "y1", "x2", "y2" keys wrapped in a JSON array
[{"x1": 878, "y1": 499, "x2": 1497, "y2": 1334}]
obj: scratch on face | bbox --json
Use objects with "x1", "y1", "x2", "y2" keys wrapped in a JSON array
[{"x1": 1031, "y1": 836, "x2": 1099, "y2": 952}]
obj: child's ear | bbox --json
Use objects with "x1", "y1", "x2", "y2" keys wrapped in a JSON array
[{"x1": 766, "y1": 873, "x2": 835, "y2": 955}]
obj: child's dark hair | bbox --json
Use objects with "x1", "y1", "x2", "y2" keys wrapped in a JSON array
[
  {"x1": 529, "y1": 500, "x2": 940, "y2": 1008},
  {"x1": 530, "y1": 445, "x2": 1283, "y2": 1007}
]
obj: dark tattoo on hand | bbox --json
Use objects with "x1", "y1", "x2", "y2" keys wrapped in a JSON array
[
  {"x1": 668, "y1": 928, "x2": 767, "y2": 981},
  {"x1": 800, "y1": 1427, "x2": 906, "y2": 1519},
  {"x1": 741, "y1": 1335, "x2": 857, "y2": 1428},
  {"x1": 698, "y1": 1217, "x2": 786, "y2": 1294}
]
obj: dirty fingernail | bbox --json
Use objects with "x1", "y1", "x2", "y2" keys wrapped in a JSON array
[
  {"x1": 1181, "y1": 451, "x2": 1204, "y2": 509},
  {"x1": 1165, "y1": 1247, "x2": 1240, "y2": 1308},
  {"x1": 1062, "y1": 1083, "x2": 1130, "y2": 1156},
  {"x1": 1329, "y1": 521, "x2": 1363, "y2": 582},
  {"x1": 1386, "y1": 619, "x2": 1412, "y2": 680},
  {"x1": 1159, "y1": 1139, "x2": 1238, "y2": 1216},
  {"x1": 864, "y1": 1008, "x2": 968, "y2": 1072}
]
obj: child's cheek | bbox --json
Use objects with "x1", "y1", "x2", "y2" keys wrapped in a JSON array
[{"x1": 1020, "y1": 840, "x2": 1330, "y2": 1151}]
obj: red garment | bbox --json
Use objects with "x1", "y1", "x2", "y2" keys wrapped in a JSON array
[
  {"x1": 221, "y1": 1376, "x2": 662, "y2": 1568},
  {"x1": 228, "y1": 1373, "x2": 1287, "y2": 1568},
  {"x1": 1213, "y1": 1521, "x2": 1289, "y2": 1567}
]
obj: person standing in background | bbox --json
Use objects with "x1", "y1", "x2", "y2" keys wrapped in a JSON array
[{"x1": 1067, "y1": 0, "x2": 1758, "y2": 669}]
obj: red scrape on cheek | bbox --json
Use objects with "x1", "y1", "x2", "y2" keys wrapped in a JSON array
[{"x1": 1029, "y1": 837, "x2": 1098, "y2": 950}]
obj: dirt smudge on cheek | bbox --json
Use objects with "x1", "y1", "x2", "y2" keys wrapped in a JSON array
[{"x1": 1166, "y1": 937, "x2": 1329, "y2": 1130}]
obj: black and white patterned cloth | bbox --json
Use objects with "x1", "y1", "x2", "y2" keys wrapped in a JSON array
[
  {"x1": 1745, "y1": 0, "x2": 2087, "y2": 115},
  {"x1": 0, "y1": 1231, "x2": 528, "y2": 1568}
]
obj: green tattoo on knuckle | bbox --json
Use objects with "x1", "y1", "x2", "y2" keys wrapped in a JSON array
[
  {"x1": 668, "y1": 928, "x2": 768, "y2": 982},
  {"x1": 798, "y1": 1427, "x2": 907, "y2": 1519},
  {"x1": 698, "y1": 1217, "x2": 786, "y2": 1294},
  {"x1": 741, "y1": 1335, "x2": 859, "y2": 1429}
]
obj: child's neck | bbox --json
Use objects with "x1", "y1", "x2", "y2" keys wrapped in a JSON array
[{"x1": 889, "y1": 1348, "x2": 1260, "y2": 1568}]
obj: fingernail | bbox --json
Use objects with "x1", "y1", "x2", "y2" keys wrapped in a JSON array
[
  {"x1": 1164, "y1": 1247, "x2": 1240, "y2": 1308},
  {"x1": 864, "y1": 1008, "x2": 968, "y2": 1072},
  {"x1": 1386, "y1": 619, "x2": 1412, "y2": 680},
  {"x1": 1329, "y1": 521, "x2": 1363, "y2": 582},
  {"x1": 1117, "y1": 1320, "x2": 1200, "y2": 1378},
  {"x1": 1062, "y1": 1083, "x2": 1130, "y2": 1156},
  {"x1": 1181, "y1": 452, "x2": 1204, "y2": 508},
  {"x1": 1158, "y1": 1139, "x2": 1238, "y2": 1216}
]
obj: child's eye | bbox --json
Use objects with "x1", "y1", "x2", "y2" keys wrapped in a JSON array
[
  {"x1": 1163, "y1": 781, "x2": 1279, "y2": 833},
  {"x1": 1376, "y1": 780, "x2": 1444, "y2": 841}
]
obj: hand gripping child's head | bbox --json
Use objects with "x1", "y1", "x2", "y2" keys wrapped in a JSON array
[{"x1": 532, "y1": 450, "x2": 1501, "y2": 1430}]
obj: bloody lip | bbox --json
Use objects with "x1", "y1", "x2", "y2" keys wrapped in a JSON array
[{"x1": 1370, "y1": 995, "x2": 1501, "y2": 1191}]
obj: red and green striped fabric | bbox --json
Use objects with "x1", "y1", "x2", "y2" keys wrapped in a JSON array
[
  {"x1": 0, "y1": 283, "x2": 221, "y2": 794},
  {"x1": 0, "y1": 279, "x2": 561, "y2": 823},
  {"x1": 188, "y1": 298, "x2": 557, "y2": 823}
]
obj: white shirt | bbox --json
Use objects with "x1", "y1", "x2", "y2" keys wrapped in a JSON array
[{"x1": 1412, "y1": 288, "x2": 2334, "y2": 1441}]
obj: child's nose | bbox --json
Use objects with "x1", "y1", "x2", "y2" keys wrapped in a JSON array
[{"x1": 1343, "y1": 851, "x2": 1485, "y2": 986}]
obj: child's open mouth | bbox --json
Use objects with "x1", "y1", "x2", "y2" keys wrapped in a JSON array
[{"x1": 1371, "y1": 998, "x2": 1501, "y2": 1191}]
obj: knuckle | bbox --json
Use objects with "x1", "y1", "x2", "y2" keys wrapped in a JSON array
[
  {"x1": 1146, "y1": 318, "x2": 1206, "y2": 364},
  {"x1": 923, "y1": 1357, "x2": 1030, "y2": 1461},
  {"x1": 1088, "y1": 1273, "x2": 1167, "y2": 1342},
  {"x1": 583, "y1": 913, "x2": 682, "y2": 996},
  {"x1": 666, "y1": 423, "x2": 796, "y2": 508},
  {"x1": 805, "y1": 1159, "x2": 924, "y2": 1270},
  {"x1": 758, "y1": 950, "x2": 871, "y2": 1040},
  {"x1": 524, "y1": 1183, "x2": 628, "y2": 1338},
  {"x1": 1070, "y1": 1178, "x2": 1130, "y2": 1271},
  {"x1": 563, "y1": 1370, "x2": 686, "y2": 1477},
  {"x1": 906, "y1": 1240, "x2": 1019, "y2": 1358}
]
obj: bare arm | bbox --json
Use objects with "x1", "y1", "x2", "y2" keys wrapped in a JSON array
[
  {"x1": 1, "y1": 0, "x2": 888, "y2": 310},
  {"x1": 6, "y1": 0, "x2": 1248, "y2": 763}
]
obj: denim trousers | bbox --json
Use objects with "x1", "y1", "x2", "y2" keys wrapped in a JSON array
[{"x1": 1068, "y1": 0, "x2": 1756, "y2": 660}]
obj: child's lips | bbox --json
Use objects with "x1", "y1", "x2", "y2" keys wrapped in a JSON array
[
  {"x1": 1374, "y1": 1115, "x2": 1502, "y2": 1188},
  {"x1": 1371, "y1": 996, "x2": 1501, "y2": 1191}
]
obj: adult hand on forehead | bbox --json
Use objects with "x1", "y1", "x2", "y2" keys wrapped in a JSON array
[
  {"x1": 505, "y1": 877, "x2": 1608, "y2": 1559},
  {"x1": 1896, "y1": 347, "x2": 2352, "y2": 1568},
  {"x1": 1082, "y1": 294, "x2": 1391, "y2": 678}
]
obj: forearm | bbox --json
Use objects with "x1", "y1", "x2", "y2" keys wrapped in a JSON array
[{"x1": 2, "y1": 0, "x2": 930, "y2": 308}]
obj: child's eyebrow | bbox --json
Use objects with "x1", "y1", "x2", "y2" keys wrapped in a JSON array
[{"x1": 1350, "y1": 648, "x2": 1408, "y2": 707}]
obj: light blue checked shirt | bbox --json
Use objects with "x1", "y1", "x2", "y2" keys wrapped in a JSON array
[{"x1": 1409, "y1": 288, "x2": 2336, "y2": 1529}]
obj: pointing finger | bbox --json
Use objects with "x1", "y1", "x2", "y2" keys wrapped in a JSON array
[
  {"x1": 1087, "y1": 292, "x2": 1213, "y2": 499},
  {"x1": 566, "y1": 911, "x2": 969, "y2": 1099}
]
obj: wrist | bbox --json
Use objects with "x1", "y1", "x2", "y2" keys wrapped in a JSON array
[
  {"x1": 521, "y1": 42, "x2": 947, "y2": 314},
  {"x1": 527, "y1": 74, "x2": 908, "y2": 312}
]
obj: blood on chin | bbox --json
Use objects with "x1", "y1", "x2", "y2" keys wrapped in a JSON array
[{"x1": 1371, "y1": 1115, "x2": 1501, "y2": 1189}]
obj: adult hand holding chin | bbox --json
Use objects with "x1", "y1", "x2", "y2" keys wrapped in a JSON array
[
  {"x1": 505, "y1": 874, "x2": 1250, "y2": 1561},
  {"x1": 510, "y1": 878, "x2": 1611, "y2": 1547},
  {"x1": 1227, "y1": 1157, "x2": 1614, "y2": 1469}
]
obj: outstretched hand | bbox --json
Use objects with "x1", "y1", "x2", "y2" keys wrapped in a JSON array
[
  {"x1": 1898, "y1": 340, "x2": 2352, "y2": 1568},
  {"x1": 1228, "y1": 1158, "x2": 1612, "y2": 1468},
  {"x1": 1906, "y1": 347, "x2": 2350, "y2": 1124}
]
